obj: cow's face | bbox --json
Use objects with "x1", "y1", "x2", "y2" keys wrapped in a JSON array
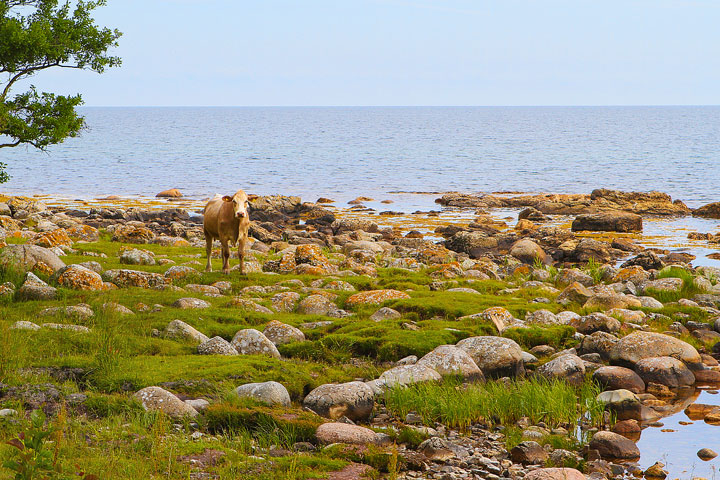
[{"x1": 222, "y1": 190, "x2": 250, "y2": 219}]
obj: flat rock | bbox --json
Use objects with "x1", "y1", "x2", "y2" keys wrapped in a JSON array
[
  {"x1": 173, "y1": 297, "x2": 211, "y2": 309},
  {"x1": 134, "y1": 386, "x2": 198, "y2": 418},
  {"x1": 634, "y1": 356, "x2": 695, "y2": 388},
  {"x1": 610, "y1": 331, "x2": 702, "y2": 369},
  {"x1": 303, "y1": 381, "x2": 374, "y2": 421},
  {"x1": 231, "y1": 329, "x2": 281, "y2": 358},
  {"x1": 316, "y1": 422, "x2": 378, "y2": 445},
  {"x1": 588, "y1": 430, "x2": 640, "y2": 460}
]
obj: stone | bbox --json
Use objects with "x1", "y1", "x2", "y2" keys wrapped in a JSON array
[
  {"x1": 315, "y1": 422, "x2": 378, "y2": 445},
  {"x1": 303, "y1": 381, "x2": 374, "y2": 421},
  {"x1": 172, "y1": 297, "x2": 211, "y2": 309},
  {"x1": 597, "y1": 389, "x2": 642, "y2": 421},
  {"x1": 11, "y1": 321, "x2": 40, "y2": 331},
  {"x1": 572, "y1": 211, "x2": 642, "y2": 232},
  {"x1": 418, "y1": 437, "x2": 455, "y2": 461},
  {"x1": 263, "y1": 320, "x2": 305, "y2": 345},
  {"x1": 17, "y1": 273, "x2": 56, "y2": 300},
  {"x1": 103, "y1": 302, "x2": 134, "y2": 315},
  {"x1": 53, "y1": 264, "x2": 104, "y2": 291},
  {"x1": 644, "y1": 462, "x2": 668, "y2": 479},
  {"x1": 228, "y1": 297, "x2": 273, "y2": 314},
  {"x1": 369, "y1": 307, "x2": 401, "y2": 322},
  {"x1": 417, "y1": 345, "x2": 484, "y2": 381},
  {"x1": 297, "y1": 294, "x2": 338, "y2": 315},
  {"x1": 593, "y1": 366, "x2": 645, "y2": 393},
  {"x1": 235, "y1": 381, "x2": 291, "y2": 407},
  {"x1": 111, "y1": 224, "x2": 155, "y2": 243},
  {"x1": 42, "y1": 323, "x2": 90, "y2": 333},
  {"x1": 642, "y1": 277, "x2": 684, "y2": 294},
  {"x1": 634, "y1": 356, "x2": 695, "y2": 388},
  {"x1": 588, "y1": 430, "x2": 640, "y2": 460},
  {"x1": 65, "y1": 224, "x2": 99, "y2": 242},
  {"x1": 698, "y1": 448, "x2": 718, "y2": 460},
  {"x1": 556, "y1": 268, "x2": 594, "y2": 287},
  {"x1": 185, "y1": 399, "x2": 210, "y2": 412},
  {"x1": 119, "y1": 248, "x2": 156, "y2": 266},
  {"x1": 524, "y1": 309, "x2": 558, "y2": 326},
  {"x1": 579, "y1": 331, "x2": 619, "y2": 360},
  {"x1": 133, "y1": 386, "x2": 198, "y2": 418},
  {"x1": 164, "y1": 320, "x2": 209, "y2": 345},
  {"x1": 537, "y1": 354, "x2": 586, "y2": 386},
  {"x1": 271, "y1": 291, "x2": 301, "y2": 312},
  {"x1": 33, "y1": 228, "x2": 73, "y2": 248},
  {"x1": 610, "y1": 331, "x2": 702, "y2": 369},
  {"x1": 524, "y1": 468, "x2": 586, "y2": 480},
  {"x1": 164, "y1": 265, "x2": 199, "y2": 280},
  {"x1": 694, "y1": 202, "x2": 720, "y2": 218},
  {"x1": 510, "y1": 239, "x2": 548, "y2": 264},
  {"x1": 103, "y1": 269, "x2": 168, "y2": 289},
  {"x1": 197, "y1": 336, "x2": 238, "y2": 355},
  {"x1": 39, "y1": 305, "x2": 94, "y2": 320},
  {"x1": 510, "y1": 441, "x2": 549, "y2": 465},
  {"x1": 556, "y1": 282, "x2": 593, "y2": 305},
  {"x1": 345, "y1": 289, "x2": 410, "y2": 307},
  {"x1": 570, "y1": 312, "x2": 621, "y2": 334},
  {"x1": 584, "y1": 294, "x2": 641, "y2": 310},
  {"x1": 231, "y1": 329, "x2": 281, "y2": 358},
  {"x1": 378, "y1": 364, "x2": 442, "y2": 388},
  {"x1": 456, "y1": 336, "x2": 525, "y2": 378},
  {"x1": 612, "y1": 419, "x2": 641, "y2": 440},
  {"x1": 156, "y1": 188, "x2": 183, "y2": 198},
  {"x1": 0, "y1": 244, "x2": 65, "y2": 272},
  {"x1": 474, "y1": 306, "x2": 516, "y2": 332}
]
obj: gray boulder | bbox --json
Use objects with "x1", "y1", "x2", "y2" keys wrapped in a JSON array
[
  {"x1": 303, "y1": 381, "x2": 374, "y2": 421},
  {"x1": 235, "y1": 381, "x2": 291, "y2": 407}
]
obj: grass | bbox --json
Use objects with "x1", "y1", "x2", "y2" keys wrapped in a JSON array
[
  {"x1": 382, "y1": 377, "x2": 605, "y2": 432},
  {"x1": 645, "y1": 266, "x2": 708, "y2": 303}
]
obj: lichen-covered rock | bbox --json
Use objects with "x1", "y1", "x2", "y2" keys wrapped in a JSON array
[
  {"x1": 294, "y1": 244, "x2": 335, "y2": 273},
  {"x1": 570, "y1": 312, "x2": 621, "y2": 334},
  {"x1": 524, "y1": 468, "x2": 586, "y2": 480},
  {"x1": 17, "y1": 272, "x2": 56, "y2": 300},
  {"x1": 417, "y1": 345, "x2": 484, "y2": 381},
  {"x1": 510, "y1": 239, "x2": 548, "y2": 264},
  {"x1": 613, "y1": 266, "x2": 651, "y2": 285},
  {"x1": 263, "y1": 320, "x2": 305, "y2": 345},
  {"x1": 297, "y1": 294, "x2": 338, "y2": 315},
  {"x1": 39, "y1": 304, "x2": 94, "y2": 320},
  {"x1": 119, "y1": 248, "x2": 156, "y2": 266},
  {"x1": 231, "y1": 329, "x2": 281, "y2": 358},
  {"x1": 610, "y1": 331, "x2": 702, "y2": 369},
  {"x1": 112, "y1": 225, "x2": 155, "y2": 244},
  {"x1": 303, "y1": 381, "x2": 374, "y2": 420},
  {"x1": 197, "y1": 336, "x2": 238, "y2": 355},
  {"x1": 133, "y1": 386, "x2": 198, "y2": 418},
  {"x1": 556, "y1": 268, "x2": 594, "y2": 287},
  {"x1": 164, "y1": 319, "x2": 209, "y2": 345},
  {"x1": 42, "y1": 323, "x2": 91, "y2": 333},
  {"x1": 593, "y1": 366, "x2": 645, "y2": 394},
  {"x1": 370, "y1": 307, "x2": 402, "y2": 322},
  {"x1": 227, "y1": 297, "x2": 273, "y2": 314},
  {"x1": 525, "y1": 309, "x2": 559, "y2": 326},
  {"x1": 235, "y1": 381, "x2": 291, "y2": 407},
  {"x1": 172, "y1": 297, "x2": 211, "y2": 310},
  {"x1": 556, "y1": 282, "x2": 593, "y2": 305},
  {"x1": 65, "y1": 224, "x2": 99, "y2": 242},
  {"x1": 345, "y1": 289, "x2": 410, "y2": 307},
  {"x1": 584, "y1": 294, "x2": 641, "y2": 310},
  {"x1": 378, "y1": 364, "x2": 441, "y2": 388},
  {"x1": 53, "y1": 264, "x2": 105, "y2": 291},
  {"x1": 270, "y1": 291, "x2": 301, "y2": 312},
  {"x1": 11, "y1": 321, "x2": 40, "y2": 331},
  {"x1": 164, "y1": 265, "x2": 198, "y2": 280},
  {"x1": 185, "y1": 284, "x2": 221, "y2": 295},
  {"x1": 634, "y1": 356, "x2": 695, "y2": 388},
  {"x1": 537, "y1": 354, "x2": 586, "y2": 386},
  {"x1": 103, "y1": 269, "x2": 168, "y2": 289},
  {"x1": 456, "y1": 336, "x2": 525, "y2": 378},
  {"x1": 33, "y1": 229, "x2": 73, "y2": 248},
  {"x1": 315, "y1": 422, "x2": 379, "y2": 445},
  {"x1": 0, "y1": 244, "x2": 65, "y2": 272},
  {"x1": 642, "y1": 277, "x2": 684, "y2": 293}
]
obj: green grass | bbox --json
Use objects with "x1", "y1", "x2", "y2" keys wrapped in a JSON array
[{"x1": 645, "y1": 266, "x2": 708, "y2": 303}]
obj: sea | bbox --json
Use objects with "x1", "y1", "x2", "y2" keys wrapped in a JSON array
[{"x1": 2, "y1": 106, "x2": 720, "y2": 210}]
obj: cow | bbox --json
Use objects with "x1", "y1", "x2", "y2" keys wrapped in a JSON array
[{"x1": 203, "y1": 189, "x2": 251, "y2": 274}]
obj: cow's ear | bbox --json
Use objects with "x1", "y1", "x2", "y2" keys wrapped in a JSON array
[
  {"x1": 247, "y1": 194, "x2": 259, "y2": 201},
  {"x1": 222, "y1": 196, "x2": 232, "y2": 202}
]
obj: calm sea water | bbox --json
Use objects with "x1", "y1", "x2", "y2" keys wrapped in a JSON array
[{"x1": 2, "y1": 106, "x2": 720, "y2": 208}]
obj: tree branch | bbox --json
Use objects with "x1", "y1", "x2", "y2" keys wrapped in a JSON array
[
  {"x1": 0, "y1": 140, "x2": 23, "y2": 148},
  {"x1": 1, "y1": 61, "x2": 61, "y2": 101}
]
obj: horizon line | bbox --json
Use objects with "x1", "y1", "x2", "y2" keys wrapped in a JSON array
[{"x1": 79, "y1": 104, "x2": 720, "y2": 108}]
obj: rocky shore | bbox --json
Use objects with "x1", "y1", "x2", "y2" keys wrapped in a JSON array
[{"x1": 0, "y1": 189, "x2": 720, "y2": 479}]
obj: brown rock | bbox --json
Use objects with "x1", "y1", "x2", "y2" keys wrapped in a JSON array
[
  {"x1": 588, "y1": 431, "x2": 640, "y2": 460},
  {"x1": 593, "y1": 366, "x2": 645, "y2": 394},
  {"x1": 156, "y1": 189, "x2": 183, "y2": 198},
  {"x1": 315, "y1": 423, "x2": 378, "y2": 445},
  {"x1": 572, "y1": 211, "x2": 642, "y2": 232}
]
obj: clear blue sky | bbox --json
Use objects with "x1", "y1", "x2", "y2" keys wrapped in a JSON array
[{"x1": 28, "y1": 0, "x2": 720, "y2": 106}]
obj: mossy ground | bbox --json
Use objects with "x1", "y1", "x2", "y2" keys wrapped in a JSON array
[{"x1": 0, "y1": 236, "x2": 714, "y2": 478}]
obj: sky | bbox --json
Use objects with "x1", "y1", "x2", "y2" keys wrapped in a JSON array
[{"x1": 17, "y1": 0, "x2": 720, "y2": 106}]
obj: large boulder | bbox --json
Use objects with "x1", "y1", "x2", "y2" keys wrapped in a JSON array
[
  {"x1": 588, "y1": 431, "x2": 640, "y2": 460},
  {"x1": 579, "y1": 331, "x2": 619, "y2": 360},
  {"x1": 593, "y1": 366, "x2": 645, "y2": 394},
  {"x1": 444, "y1": 231, "x2": 499, "y2": 256},
  {"x1": 693, "y1": 202, "x2": 720, "y2": 219},
  {"x1": 377, "y1": 364, "x2": 442, "y2": 388},
  {"x1": 570, "y1": 312, "x2": 621, "y2": 334},
  {"x1": 345, "y1": 289, "x2": 410, "y2": 307},
  {"x1": 537, "y1": 354, "x2": 586, "y2": 386},
  {"x1": 263, "y1": 320, "x2": 305, "y2": 345},
  {"x1": 416, "y1": 345, "x2": 484, "y2": 381},
  {"x1": 103, "y1": 269, "x2": 168, "y2": 289},
  {"x1": 0, "y1": 245, "x2": 65, "y2": 272},
  {"x1": 634, "y1": 356, "x2": 695, "y2": 388},
  {"x1": 524, "y1": 468, "x2": 586, "y2": 480},
  {"x1": 235, "y1": 381, "x2": 291, "y2": 407},
  {"x1": 133, "y1": 386, "x2": 198, "y2": 418},
  {"x1": 52, "y1": 265, "x2": 104, "y2": 291},
  {"x1": 230, "y1": 329, "x2": 281, "y2": 358},
  {"x1": 510, "y1": 239, "x2": 548, "y2": 264},
  {"x1": 163, "y1": 319, "x2": 209, "y2": 345},
  {"x1": 456, "y1": 336, "x2": 525, "y2": 378},
  {"x1": 197, "y1": 336, "x2": 238, "y2": 356},
  {"x1": 610, "y1": 331, "x2": 702, "y2": 369},
  {"x1": 303, "y1": 381, "x2": 374, "y2": 421},
  {"x1": 571, "y1": 211, "x2": 642, "y2": 232},
  {"x1": 316, "y1": 423, "x2": 379, "y2": 446}
]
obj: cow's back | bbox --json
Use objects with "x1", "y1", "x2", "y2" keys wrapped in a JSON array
[{"x1": 203, "y1": 195, "x2": 224, "y2": 237}]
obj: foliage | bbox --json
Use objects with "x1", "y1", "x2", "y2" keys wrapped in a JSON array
[{"x1": 0, "y1": 0, "x2": 122, "y2": 181}]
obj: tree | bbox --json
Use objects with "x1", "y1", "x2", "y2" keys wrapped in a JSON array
[{"x1": 0, "y1": 0, "x2": 121, "y2": 182}]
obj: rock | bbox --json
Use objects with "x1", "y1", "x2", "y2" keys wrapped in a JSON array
[
  {"x1": 510, "y1": 441, "x2": 549, "y2": 465},
  {"x1": 570, "y1": 238, "x2": 612, "y2": 263},
  {"x1": 445, "y1": 231, "x2": 499, "y2": 256},
  {"x1": 185, "y1": 284, "x2": 221, "y2": 295},
  {"x1": 33, "y1": 228, "x2": 73, "y2": 248},
  {"x1": 103, "y1": 269, "x2": 168, "y2": 289},
  {"x1": 228, "y1": 298, "x2": 273, "y2": 314},
  {"x1": 634, "y1": 356, "x2": 695, "y2": 388},
  {"x1": 11, "y1": 321, "x2": 40, "y2": 330},
  {"x1": 53, "y1": 264, "x2": 105, "y2": 291},
  {"x1": 156, "y1": 189, "x2": 183, "y2": 198},
  {"x1": 588, "y1": 430, "x2": 640, "y2": 460},
  {"x1": 416, "y1": 345, "x2": 484, "y2": 381},
  {"x1": 172, "y1": 297, "x2": 211, "y2": 309},
  {"x1": 525, "y1": 309, "x2": 558, "y2": 326},
  {"x1": 65, "y1": 224, "x2": 100, "y2": 242},
  {"x1": 579, "y1": 331, "x2": 619, "y2": 360},
  {"x1": 316, "y1": 422, "x2": 378, "y2": 445},
  {"x1": 330, "y1": 218, "x2": 378, "y2": 235},
  {"x1": 263, "y1": 320, "x2": 305, "y2": 345},
  {"x1": 164, "y1": 265, "x2": 198, "y2": 280},
  {"x1": 597, "y1": 389, "x2": 642, "y2": 421},
  {"x1": 197, "y1": 336, "x2": 238, "y2": 355},
  {"x1": 39, "y1": 305, "x2": 94, "y2": 320},
  {"x1": 537, "y1": 354, "x2": 586, "y2": 386},
  {"x1": 345, "y1": 289, "x2": 410, "y2": 307},
  {"x1": 111, "y1": 224, "x2": 155, "y2": 244},
  {"x1": 583, "y1": 293, "x2": 640, "y2": 310},
  {"x1": 231, "y1": 329, "x2": 281, "y2": 358},
  {"x1": 120, "y1": 248, "x2": 156, "y2": 266},
  {"x1": 303, "y1": 381, "x2": 374, "y2": 421},
  {"x1": 235, "y1": 381, "x2": 291, "y2": 407},
  {"x1": 556, "y1": 268, "x2": 594, "y2": 287},
  {"x1": 694, "y1": 202, "x2": 720, "y2": 218},
  {"x1": 378, "y1": 364, "x2": 442, "y2": 388},
  {"x1": 621, "y1": 251, "x2": 664, "y2": 271},
  {"x1": 271, "y1": 291, "x2": 301, "y2": 312},
  {"x1": 297, "y1": 295, "x2": 338, "y2": 315},
  {"x1": 456, "y1": 336, "x2": 525, "y2": 378},
  {"x1": 698, "y1": 448, "x2": 718, "y2": 460},
  {"x1": 164, "y1": 320, "x2": 209, "y2": 345},
  {"x1": 42, "y1": 323, "x2": 90, "y2": 333},
  {"x1": 556, "y1": 282, "x2": 593, "y2": 305},
  {"x1": 0, "y1": 244, "x2": 65, "y2": 272},
  {"x1": 572, "y1": 211, "x2": 642, "y2": 232},
  {"x1": 185, "y1": 399, "x2": 210, "y2": 412},
  {"x1": 17, "y1": 273, "x2": 56, "y2": 300},
  {"x1": 369, "y1": 307, "x2": 401, "y2": 322},
  {"x1": 570, "y1": 313, "x2": 621, "y2": 334},
  {"x1": 472, "y1": 306, "x2": 517, "y2": 332},
  {"x1": 418, "y1": 437, "x2": 455, "y2": 461},
  {"x1": 638, "y1": 296, "x2": 664, "y2": 309},
  {"x1": 612, "y1": 419, "x2": 641, "y2": 440},
  {"x1": 593, "y1": 366, "x2": 645, "y2": 393},
  {"x1": 133, "y1": 386, "x2": 198, "y2": 418},
  {"x1": 642, "y1": 278, "x2": 683, "y2": 294},
  {"x1": 610, "y1": 331, "x2": 702, "y2": 369},
  {"x1": 510, "y1": 239, "x2": 548, "y2": 264},
  {"x1": 524, "y1": 468, "x2": 586, "y2": 480}
]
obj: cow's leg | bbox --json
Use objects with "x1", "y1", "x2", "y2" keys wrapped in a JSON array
[
  {"x1": 221, "y1": 239, "x2": 231, "y2": 274},
  {"x1": 237, "y1": 232, "x2": 247, "y2": 275},
  {"x1": 204, "y1": 231, "x2": 213, "y2": 272}
]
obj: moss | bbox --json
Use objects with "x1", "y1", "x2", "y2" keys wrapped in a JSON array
[
  {"x1": 84, "y1": 394, "x2": 144, "y2": 418},
  {"x1": 503, "y1": 325, "x2": 577, "y2": 350}
]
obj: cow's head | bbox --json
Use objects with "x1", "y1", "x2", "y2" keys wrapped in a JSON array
[{"x1": 222, "y1": 190, "x2": 250, "y2": 219}]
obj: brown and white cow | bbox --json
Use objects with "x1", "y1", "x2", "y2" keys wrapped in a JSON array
[{"x1": 203, "y1": 189, "x2": 251, "y2": 274}]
